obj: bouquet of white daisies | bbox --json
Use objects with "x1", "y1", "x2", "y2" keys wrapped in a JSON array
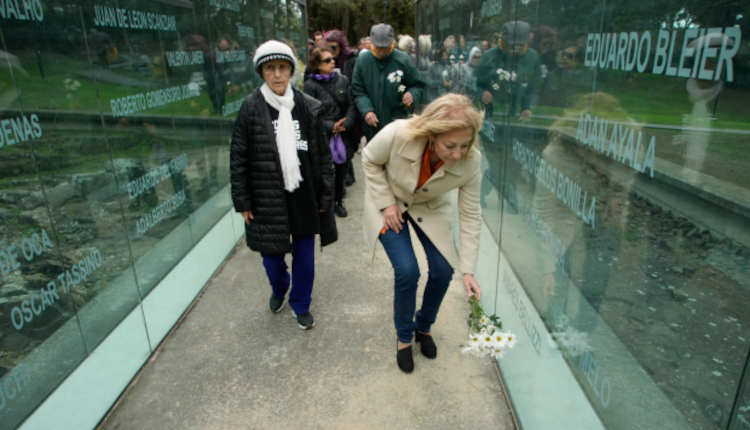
[{"x1": 462, "y1": 296, "x2": 517, "y2": 359}]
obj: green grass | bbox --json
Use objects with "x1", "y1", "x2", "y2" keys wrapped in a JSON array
[{"x1": 8, "y1": 53, "x2": 249, "y2": 118}]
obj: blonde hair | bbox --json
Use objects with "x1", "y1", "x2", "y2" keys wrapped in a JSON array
[{"x1": 403, "y1": 93, "x2": 484, "y2": 152}]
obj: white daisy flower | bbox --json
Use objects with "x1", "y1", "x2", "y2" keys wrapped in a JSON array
[
  {"x1": 479, "y1": 316, "x2": 489, "y2": 326},
  {"x1": 482, "y1": 333, "x2": 494, "y2": 348},
  {"x1": 443, "y1": 70, "x2": 449, "y2": 79},
  {"x1": 492, "y1": 83, "x2": 500, "y2": 90},
  {"x1": 398, "y1": 84, "x2": 406, "y2": 92},
  {"x1": 395, "y1": 76, "x2": 401, "y2": 82},
  {"x1": 468, "y1": 333, "x2": 482, "y2": 348},
  {"x1": 492, "y1": 331, "x2": 508, "y2": 347},
  {"x1": 462, "y1": 346, "x2": 480, "y2": 355},
  {"x1": 504, "y1": 331, "x2": 518, "y2": 348},
  {"x1": 490, "y1": 346, "x2": 505, "y2": 359},
  {"x1": 511, "y1": 71, "x2": 518, "y2": 81},
  {"x1": 396, "y1": 70, "x2": 403, "y2": 76},
  {"x1": 559, "y1": 330, "x2": 572, "y2": 348}
]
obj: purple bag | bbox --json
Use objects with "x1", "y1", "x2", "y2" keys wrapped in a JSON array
[{"x1": 329, "y1": 133, "x2": 347, "y2": 165}]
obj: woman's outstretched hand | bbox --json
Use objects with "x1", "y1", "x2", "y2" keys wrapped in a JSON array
[
  {"x1": 463, "y1": 274, "x2": 482, "y2": 300},
  {"x1": 382, "y1": 204, "x2": 405, "y2": 233}
]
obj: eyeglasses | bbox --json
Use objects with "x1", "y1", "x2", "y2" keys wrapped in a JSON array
[
  {"x1": 564, "y1": 52, "x2": 576, "y2": 59},
  {"x1": 320, "y1": 57, "x2": 334, "y2": 63}
]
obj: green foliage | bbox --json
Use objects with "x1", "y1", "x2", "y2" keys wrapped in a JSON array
[
  {"x1": 467, "y1": 295, "x2": 502, "y2": 335},
  {"x1": 308, "y1": 0, "x2": 416, "y2": 47}
]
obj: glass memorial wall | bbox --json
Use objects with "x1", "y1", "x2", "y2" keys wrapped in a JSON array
[
  {"x1": 0, "y1": 0, "x2": 306, "y2": 428},
  {"x1": 416, "y1": 0, "x2": 750, "y2": 429}
]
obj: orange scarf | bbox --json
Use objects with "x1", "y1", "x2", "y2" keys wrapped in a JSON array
[
  {"x1": 498, "y1": 38, "x2": 527, "y2": 56},
  {"x1": 371, "y1": 41, "x2": 396, "y2": 59}
]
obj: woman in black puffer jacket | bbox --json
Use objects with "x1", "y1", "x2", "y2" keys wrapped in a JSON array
[
  {"x1": 231, "y1": 41, "x2": 336, "y2": 330},
  {"x1": 303, "y1": 46, "x2": 357, "y2": 218}
]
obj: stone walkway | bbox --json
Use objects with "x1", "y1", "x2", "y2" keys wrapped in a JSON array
[{"x1": 101, "y1": 153, "x2": 516, "y2": 430}]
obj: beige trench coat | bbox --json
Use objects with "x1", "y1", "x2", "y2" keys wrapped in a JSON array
[{"x1": 362, "y1": 120, "x2": 482, "y2": 275}]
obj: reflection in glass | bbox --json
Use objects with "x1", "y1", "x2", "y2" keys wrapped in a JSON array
[{"x1": 417, "y1": 0, "x2": 750, "y2": 428}]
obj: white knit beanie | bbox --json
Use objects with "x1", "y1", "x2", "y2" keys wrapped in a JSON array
[{"x1": 254, "y1": 40, "x2": 296, "y2": 76}]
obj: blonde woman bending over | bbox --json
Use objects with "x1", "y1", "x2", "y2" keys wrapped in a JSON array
[{"x1": 362, "y1": 93, "x2": 484, "y2": 373}]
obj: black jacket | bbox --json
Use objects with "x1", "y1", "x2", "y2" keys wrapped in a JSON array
[
  {"x1": 338, "y1": 50, "x2": 358, "y2": 83},
  {"x1": 230, "y1": 88, "x2": 337, "y2": 254},
  {"x1": 303, "y1": 74, "x2": 358, "y2": 158}
]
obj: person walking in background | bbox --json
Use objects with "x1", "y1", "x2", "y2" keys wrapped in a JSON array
[
  {"x1": 473, "y1": 21, "x2": 542, "y2": 119},
  {"x1": 361, "y1": 37, "x2": 372, "y2": 52},
  {"x1": 325, "y1": 29, "x2": 360, "y2": 188},
  {"x1": 362, "y1": 93, "x2": 484, "y2": 373},
  {"x1": 425, "y1": 46, "x2": 452, "y2": 103},
  {"x1": 231, "y1": 40, "x2": 337, "y2": 330},
  {"x1": 457, "y1": 35, "x2": 468, "y2": 60},
  {"x1": 352, "y1": 24, "x2": 426, "y2": 141},
  {"x1": 185, "y1": 34, "x2": 226, "y2": 114},
  {"x1": 451, "y1": 46, "x2": 481, "y2": 102},
  {"x1": 314, "y1": 31, "x2": 325, "y2": 48},
  {"x1": 304, "y1": 47, "x2": 357, "y2": 218},
  {"x1": 325, "y1": 30, "x2": 358, "y2": 81},
  {"x1": 529, "y1": 26, "x2": 558, "y2": 88}
]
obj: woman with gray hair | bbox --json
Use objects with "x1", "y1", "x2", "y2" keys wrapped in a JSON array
[{"x1": 230, "y1": 40, "x2": 337, "y2": 330}]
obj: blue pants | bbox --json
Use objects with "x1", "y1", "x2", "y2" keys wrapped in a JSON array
[
  {"x1": 261, "y1": 234, "x2": 315, "y2": 314},
  {"x1": 379, "y1": 214, "x2": 454, "y2": 343}
]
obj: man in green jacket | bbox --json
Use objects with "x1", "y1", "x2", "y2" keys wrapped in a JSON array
[
  {"x1": 473, "y1": 21, "x2": 542, "y2": 119},
  {"x1": 352, "y1": 24, "x2": 427, "y2": 141}
]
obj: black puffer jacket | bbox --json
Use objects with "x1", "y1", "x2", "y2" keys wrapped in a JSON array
[
  {"x1": 230, "y1": 88, "x2": 337, "y2": 254},
  {"x1": 303, "y1": 74, "x2": 358, "y2": 159},
  {"x1": 338, "y1": 50, "x2": 358, "y2": 83}
]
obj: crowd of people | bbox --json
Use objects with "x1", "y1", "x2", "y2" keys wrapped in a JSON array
[{"x1": 230, "y1": 20, "x2": 579, "y2": 373}]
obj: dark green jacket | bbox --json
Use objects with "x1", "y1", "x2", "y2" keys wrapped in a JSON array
[
  {"x1": 472, "y1": 46, "x2": 542, "y2": 112},
  {"x1": 351, "y1": 49, "x2": 426, "y2": 140}
]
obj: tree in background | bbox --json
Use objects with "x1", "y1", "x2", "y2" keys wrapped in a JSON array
[{"x1": 308, "y1": 0, "x2": 416, "y2": 48}]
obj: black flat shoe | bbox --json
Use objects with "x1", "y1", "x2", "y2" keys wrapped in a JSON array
[
  {"x1": 397, "y1": 343, "x2": 414, "y2": 373},
  {"x1": 415, "y1": 331, "x2": 437, "y2": 359}
]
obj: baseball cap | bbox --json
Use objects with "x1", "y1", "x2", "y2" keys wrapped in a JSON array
[
  {"x1": 370, "y1": 24, "x2": 395, "y2": 48},
  {"x1": 501, "y1": 21, "x2": 531, "y2": 45}
]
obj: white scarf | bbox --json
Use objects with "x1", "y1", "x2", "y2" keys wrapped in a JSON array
[{"x1": 261, "y1": 83, "x2": 301, "y2": 192}]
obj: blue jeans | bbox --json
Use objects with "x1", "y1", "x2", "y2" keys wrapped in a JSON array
[
  {"x1": 379, "y1": 214, "x2": 454, "y2": 343},
  {"x1": 261, "y1": 234, "x2": 315, "y2": 314}
]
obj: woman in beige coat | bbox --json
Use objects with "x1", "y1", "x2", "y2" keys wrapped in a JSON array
[{"x1": 362, "y1": 93, "x2": 484, "y2": 373}]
